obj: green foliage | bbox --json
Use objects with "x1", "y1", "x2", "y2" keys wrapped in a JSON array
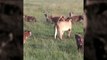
[{"x1": 24, "y1": 0, "x2": 83, "y2": 60}]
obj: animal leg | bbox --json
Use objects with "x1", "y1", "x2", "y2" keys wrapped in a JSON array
[
  {"x1": 67, "y1": 29, "x2": 71, "y2": 38},
  {"x1": 59, "y1": 31, "x2": 64, "y2": 40},
  {"x1": 54, "y1": 26, "x2": 57, "y2": 39}
]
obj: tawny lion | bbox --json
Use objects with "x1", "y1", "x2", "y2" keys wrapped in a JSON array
[{"x1": 54, "y1": 16, "x2": 72, "y2": 40}]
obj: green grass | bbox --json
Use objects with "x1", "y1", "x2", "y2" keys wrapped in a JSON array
[{"x1": 24, "y1": 0, "x2": 83, "y2": 60}]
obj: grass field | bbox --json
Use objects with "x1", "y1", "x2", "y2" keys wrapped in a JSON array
[{"x1": 24, "y1": 0, "x2": 83, "y2": 60}]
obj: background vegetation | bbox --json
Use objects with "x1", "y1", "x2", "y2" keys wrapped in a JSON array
[{"x1": 24, "y1": 0, "x2": 83, "y2": 60}]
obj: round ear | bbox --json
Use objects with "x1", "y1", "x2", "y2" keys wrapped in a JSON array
[
  {"x1": 62, "y1": 16, "x2": 64, "y2": 18},
  {"x1": 69, "y1": 12, "x2": 71, "y2": 16},
  {"x1": 58, "y1": 16, "x2": 63, "y2": 21}
]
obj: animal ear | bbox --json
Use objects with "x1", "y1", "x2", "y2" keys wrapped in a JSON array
[
  {"x1": 69, "y1": 12, "x2": 75, "y2": 17},
  {"x1": 58, "y1": 16, "x2": 63, "y2": 21},
  {"x1": 62, "y1": 16, "x2": 64, "y2": 18},
  {"x1": 69, "y1": 12, "x2": 71, "y2": 16}
]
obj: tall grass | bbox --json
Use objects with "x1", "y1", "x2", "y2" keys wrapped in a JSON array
[{"x1": 24, "y1": 0, "x2": 83, "y2": 60}]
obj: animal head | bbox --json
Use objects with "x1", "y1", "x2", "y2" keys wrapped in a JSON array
[
  {"x1": 44, "y1": 13, "x2": 53, "y2": 22},
  {"x1": 75, "y1": 34, "x2": 84, "y2": 47},
  {"x1": 24, "y1": 30, "x2": 32, "y2": 36},
  {"x1": 24, "y1": 15, "x2": 36, "y2": 22},
  {"x1": 79, "y1": 15, "x2": 84, "y2": 20}
]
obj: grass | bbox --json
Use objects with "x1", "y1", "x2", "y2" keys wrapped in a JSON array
[{"x1": 24, "y1": 0, "x2": 83, "y2": 60}]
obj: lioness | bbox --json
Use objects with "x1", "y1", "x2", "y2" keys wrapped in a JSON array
[{"x1": 54, "y1": 16, "x2": 72, "y2": 40}]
